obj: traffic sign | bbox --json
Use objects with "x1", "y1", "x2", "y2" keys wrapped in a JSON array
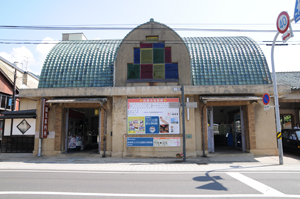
[
  {"x1": 277, "y1": 11, "x2": 290, "y2": 34},
  {"x1": 295, "y1": 0, "x2": 300, "y2": 23},
  {"x1": 282, "y1": 30, "x2": 293, "y2": 43},
  {"x1": 262, "y1": 93, "x2": 270, "y2": 105},
  {"x1": 264, "y1": 105, "x2": 270, "y2": 111}
]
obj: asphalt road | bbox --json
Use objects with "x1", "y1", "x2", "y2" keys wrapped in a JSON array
[{"x1": 0, "y1": 170, "x2": 299, "y2": 199}]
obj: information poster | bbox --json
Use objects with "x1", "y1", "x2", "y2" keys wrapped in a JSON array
[{"x1": 128, "y1": 98, "x2": 180, "y2": 134}]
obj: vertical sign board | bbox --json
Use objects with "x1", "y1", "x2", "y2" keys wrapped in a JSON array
[
  {"x1": 295, "y1": 0, "x2": 300, "y2": 23},
  {"x1": 41, "y1": 99, "x2": 49, "y2": 138}
]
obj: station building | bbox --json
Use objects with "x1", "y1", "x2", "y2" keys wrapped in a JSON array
[{"x1": 18, "y1": 19, "x2": 293, "y2": 157}]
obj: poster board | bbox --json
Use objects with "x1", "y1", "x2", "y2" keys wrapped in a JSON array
[{"x1": 127, "y1": 98, "x2": 180, "y2": 134}]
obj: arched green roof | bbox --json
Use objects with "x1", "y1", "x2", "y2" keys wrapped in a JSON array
[
  {"x1": 184, "y1": 36, "x2": 272, "y2": 85},
  {"x1": 38, "y1": 36, "x2": 271, "y2": 88},
  {"x1": 38, "y1": 40, "x2": 121, "y2": 88}
]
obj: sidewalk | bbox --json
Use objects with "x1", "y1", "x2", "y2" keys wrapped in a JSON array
[{"x1": 0, "y1": 153, "x2": 299, "y2": 172}]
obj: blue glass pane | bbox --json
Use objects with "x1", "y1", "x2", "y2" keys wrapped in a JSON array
[
  {"x1": 134, "y1": 48, "x2": 140, "y2": 64},
  {"x1": 153, "y1": 42, "x2": 165, "y2": 48},
  {"x1": 165, "y1": 63, "x2": 178, "y2": 79}
]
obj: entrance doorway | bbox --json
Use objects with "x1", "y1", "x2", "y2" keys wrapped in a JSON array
[
  {"x1": 207, "y1": 106, "x2": 246, "y2": 153},
  {"x1": 65, "y1": 108, "x2": 100, "y2": 153}
]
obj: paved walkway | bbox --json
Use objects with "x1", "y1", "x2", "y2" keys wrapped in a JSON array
[{"x1": 0, "y1": 153, "x2": 299, "y2": 172}]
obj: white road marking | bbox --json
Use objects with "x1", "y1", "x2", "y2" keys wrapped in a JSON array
[
  {"x1": 0, "y1": 191, "x2": 300, "y2": 198},
  {"x1": 227, "y1": 172, "x2": 285, "y2": 196},
  {"x1": 0, "y1": 170, "x2": 300, "y2": 175}
]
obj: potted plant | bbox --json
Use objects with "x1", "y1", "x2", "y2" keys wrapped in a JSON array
[{"x1": 176, "y1": 153, "x2": 183, "y2": 158}]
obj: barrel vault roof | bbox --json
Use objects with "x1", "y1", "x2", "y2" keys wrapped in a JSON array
[{"x1": 38, "y1": 37, "x2": 272, "y2": 88}]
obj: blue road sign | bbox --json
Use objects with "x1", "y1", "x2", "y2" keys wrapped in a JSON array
[
  {"x1": 263, "y1": 93, "x2": 270, "y2": 105},
  {"x1": 127, "y1": 137, "x2": 153, "y2": 147},
  {"x1": 295, "y1": 0, "x2": 300, "y2": 23}
]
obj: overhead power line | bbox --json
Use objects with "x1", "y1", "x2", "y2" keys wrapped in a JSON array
[{"x1": 2, "y1": 25, "x2": 300, "y2": 32}]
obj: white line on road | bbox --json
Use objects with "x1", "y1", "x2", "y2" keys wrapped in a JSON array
[
  {"x1": 1, "y1": 191, "x2": 300, "y2": 198},
  {"x1": 227, "y1": 172, "x2": 285, "y2": 196},
  {"x1": 0, "y1": 170, "x2": 300, "y2": 175}
]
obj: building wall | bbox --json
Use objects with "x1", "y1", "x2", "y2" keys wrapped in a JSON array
[
  {"x1": 115, "y1": 21, "x2": 191, "y2": 87},
  {"x1": 252, "y1": 100, "x2": 278, "y2": 155},
  {"x1": 0, "y1": 73, "x2": 13, "y2": 95},
  {"x1": 19, "y1": 98, "x2": 37, "y2": 110}
]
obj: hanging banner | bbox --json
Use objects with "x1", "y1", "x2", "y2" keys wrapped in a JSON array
[
  {"x1": 41, "y1": 99, "x2": 49, "y2": 138},
  {"x1": 127, "y1": 98, "x2": 180, "y2": 134}
]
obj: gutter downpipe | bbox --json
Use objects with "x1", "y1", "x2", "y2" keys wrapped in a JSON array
[
  {"x1": 102, "y1": 107, "x2": 107, "y2": 158},
  {"x1": 98, "y1": 107, "x2": 102, "y2": 154},
  {"x1": 201, "y1": 99, "x2": 207, "y2": 157},
  {"x1": 38, "y1": 98, "x2": 44, "y2": 157}
]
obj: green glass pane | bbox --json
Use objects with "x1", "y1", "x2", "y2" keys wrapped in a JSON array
[
  {"x1": 153, "y1": 64, "x2": 165, "y2": 79},
  {"x1": 141, "y1": 49, "x2": 153, "y2": 64},
  {"x1": 153, "y1": 48, "x2": 164, "y2": 63},
  {"x1": 127, "y1": 64, "x2": 140, "y2": 79}
]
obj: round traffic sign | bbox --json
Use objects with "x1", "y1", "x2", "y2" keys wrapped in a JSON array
[
  {"x1": 277, "y1": 11, "x2": 290, "y2": 34},
  {"x1": 263, "y1": 93, "x2": 270, "y2": 105}
]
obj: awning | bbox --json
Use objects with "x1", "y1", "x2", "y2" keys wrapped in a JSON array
[
  {"x1": 200, "y1": 96, "x2": 261, "y2": 102},
  {"x1": 46, "y1": 98, "x2": 107, "y2": 104},
  {"x1": 0, "y1": 109, "x2": 37, "y2": 119}
]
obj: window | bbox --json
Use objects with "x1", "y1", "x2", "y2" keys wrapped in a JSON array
[{"x1": 127, "y1": 36, "x2": 178, "y2": 82}]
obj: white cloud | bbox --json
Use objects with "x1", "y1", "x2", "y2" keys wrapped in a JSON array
[
  {"x1": 0, "y1": 37, "x2": 59, "y2": 75},
  {"x1": 0, "y1": 46, "x2": 35, "y2": 69}
]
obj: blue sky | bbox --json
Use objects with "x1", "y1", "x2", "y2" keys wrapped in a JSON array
[{"x1": 1, "y1": 0, "x2": 300, "y2": 75}]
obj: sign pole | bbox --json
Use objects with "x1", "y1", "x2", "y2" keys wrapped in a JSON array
[
  {"x1": 181, "y1": 85, "x2": 186, "y2": 162},
  {"x1": 271, "y1": 32, "x2": 284, "y2": 165}
]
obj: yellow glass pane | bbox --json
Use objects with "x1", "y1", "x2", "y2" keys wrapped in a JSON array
[{"x1": 146, "y1": 36, "x2": 158, "y2": 42}]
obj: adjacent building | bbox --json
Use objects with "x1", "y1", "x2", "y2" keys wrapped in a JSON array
[{"x1": 0, "y1": 56, "x2": 39, "y2": 152}]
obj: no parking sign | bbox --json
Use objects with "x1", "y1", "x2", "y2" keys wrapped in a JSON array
[{"x1": 263, "y1": 93, "x2": 270, "y2": 110}]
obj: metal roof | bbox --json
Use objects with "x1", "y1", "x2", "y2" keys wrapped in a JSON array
[
  {"x1": 183, "y1": 37, "x2": 272, "y2": 86},
  {"x1": 38, "y1": 40, "x2": 121, "y2": 88},
  {"x1": 275, "y1": 72, "x2": 300, "y2": 90},
  {"x1": 38, "y1": 37, "x2": 272, "y2": 88}
]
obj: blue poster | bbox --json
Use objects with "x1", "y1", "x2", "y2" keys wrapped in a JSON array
[
  {"x1": 127, "y1": 137, "x2": 153, "y2": 147},
  {"x1": 145, "y1": 116, "x2": 159, "y2": 134}
]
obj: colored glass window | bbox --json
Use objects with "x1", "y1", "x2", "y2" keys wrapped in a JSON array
[
  {"x1": 127, "y1": 64, "x2": 140, "y2": 79},
  {"x1": 146, "y1": 36, "x2": 158, "y2": 42},
  {"x1": 141, "y1": 49, "x2": 153, "y2": 64},
  {"x1": 165, "y1": 63, "x2": 178, "y2": 79},
  {"x1": 153, "y1": 42, "x2": 165, "y2": 48},
  {"x1": 141, "y1": 64, "x2": 153, "y2": 79},
  {"x1": 153, "y1": 48, "x2": 164, "y2": 63},
  {"x1": 165, "y1": 47, "x2": 171, "y2": 63},
  {"x1": 134, "y1": 48, "x2": 140, "y2": 64},
  {"x1": 140, "y1": 43, "x2": 153, "y2": 48},
  {"x1": 153, "y1": 64, "x2": 165, "y2": 79}
]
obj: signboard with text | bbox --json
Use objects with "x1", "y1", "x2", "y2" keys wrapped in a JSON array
[
  {"x1": 127, "y1": 98, "x2": 180, "y2": 134},
  {"x1": 41, "y1": 99, "x2": 49, "y2": 138},
  {"x1": 127, "y1": 137, "x2": 181, "y2": 147}
]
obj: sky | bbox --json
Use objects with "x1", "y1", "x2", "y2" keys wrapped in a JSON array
[{"x1": 1, "y1": 0, "x2": 300, "y2": 75}]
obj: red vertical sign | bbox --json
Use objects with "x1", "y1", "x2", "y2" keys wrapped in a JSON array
[{"x1": 42, "y1": 99, "x2": 49, "y2": 138}]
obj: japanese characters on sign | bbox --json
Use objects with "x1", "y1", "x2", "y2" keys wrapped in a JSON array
[{"x1": 41, "y1": 99, "x2": 49, "y2": 138}]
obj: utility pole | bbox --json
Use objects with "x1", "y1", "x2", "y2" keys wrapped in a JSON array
[{"x1": 10, "y1": 67, "x2": 17, "y2": 137}]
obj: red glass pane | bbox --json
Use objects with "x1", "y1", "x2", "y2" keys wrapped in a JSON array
[
  {"x1": 165, "y1": 47, "x2": 171, "y2": 63},
  {"x1": 141, "y1": 64, "x2": 153, "y2": 79},
  {"x1": 140, "y1": 43, "x2": 153, "y2": 48}
]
